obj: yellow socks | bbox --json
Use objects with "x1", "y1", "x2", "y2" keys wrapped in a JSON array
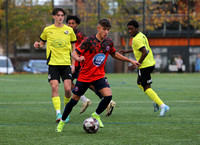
[
  {"x1": 64, "y1": 97, "x2": 71, "y2": 106},
  {"x1": 52, "y1": 96, "x2": 61, "y2": 113},
  {"x1": 137, "y1": 85, "x2": 144, "y2": 92},
  {"x1": 145, "y1": 88, "x2": 164, "y2": 106}
]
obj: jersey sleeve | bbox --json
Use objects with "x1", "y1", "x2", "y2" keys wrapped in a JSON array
[
  {"x1": 76, "y1": 37, "x2": 91, "y2": 54},
  {"x1": 70, "y1": 28, "x2": 77, "y2": 43},
  {"x1": 110, "y1": 40, "x2": 116, "y2": 54},
  {"x1": 40, "y1": 27, "x2": 47, "y2": 42},
  {"x1": 134, "y1": 38, "x2": 145, "y2": 50}
]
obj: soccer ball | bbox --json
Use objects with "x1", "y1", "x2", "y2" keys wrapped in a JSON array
[{"x1": 83, "y1": 117, "x2": 99, "y2": 133}]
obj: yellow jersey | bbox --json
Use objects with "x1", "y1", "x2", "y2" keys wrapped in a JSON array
[
  {"x1": 131, "y1": 32, "x2": 156, "y2": 69},
  {"x1": 40, "y1": 24, "x2": 77, "y2": 65}
]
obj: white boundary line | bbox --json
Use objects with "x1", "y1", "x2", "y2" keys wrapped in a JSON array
[{"x1": 0, "y1": 100, "x2": 200, "y2": 105}]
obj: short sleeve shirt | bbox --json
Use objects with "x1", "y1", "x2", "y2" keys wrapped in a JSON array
[
  {"x1": 74, "y1": 29, "x2": 86, "y2": 68},
  {"x1": 76, "y1": 35, "x2": 116, "y2": 82},
  {"x1": 40, "y1": 24, "x2": 77, "y2": 65},
  {"x1": 132, "y1": 32, "x2": 156, "y2": 69}
]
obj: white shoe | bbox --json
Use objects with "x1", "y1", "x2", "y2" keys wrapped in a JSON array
[
  {"x1": 105, "y1": 100, "x2": 116, "y2": 117},
  {"x1": 80, "y1": 99, "x2": 92, "y2": 114},
  {"x1": 159, "y1": 105, "x2": 169, "y2": 117}
]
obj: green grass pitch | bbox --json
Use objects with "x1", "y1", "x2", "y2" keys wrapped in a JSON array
[{"x1": 0, "y1": 73, "x2": 200, "y2": 145}]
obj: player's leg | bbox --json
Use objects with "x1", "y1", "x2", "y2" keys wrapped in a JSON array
[
  {"x1": 56, "y1": 81, "x2": 90, "y2": 132},
  {"x1": 61, "y1": 66, "x2": 72, "y2": 122},
  {"x1": 140, "y1": 67, "x2": 169, "y2": 117},
  {"x1": 89, "y1": 83, "x2": 116, "y2": 117},
  {"x1": 56, "y1": 94, "x2": 80, "y2": 132},
  {"x1": 137, "y1": 77, "x2": 159, "y2": 112},
  {"x1": 91, "y1": 78, "x2": 112, "y2": 128},
  {"x1": 63, "y1": 79, "x2": 72, "y2": 122},
  {"x1": 49, "y1": 66, "x2": 62, "y2": 122},
  {"x1": 72, "y1": 71, "x2": 92, "y2": 114}
]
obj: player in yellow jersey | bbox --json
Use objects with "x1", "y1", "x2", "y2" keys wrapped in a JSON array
[
  {"x1": 33, "y1": 8, "x2": 77, "y2": 122},
  {"x1": 120, "y1": 20, "x2": 169, "y2": 117}
]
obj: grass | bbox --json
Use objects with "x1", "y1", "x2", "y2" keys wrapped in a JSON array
[{"x1": 0, "y1": 73, "x2": 200, "y2": 145}]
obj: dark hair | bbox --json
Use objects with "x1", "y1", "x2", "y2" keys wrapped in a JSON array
[
  {"x1": 98, "y1": 18, "x2": 111, "y2": 28},
  {"x1": 127, "y1": 20, "x2": 139, "y2": 28},
  {"x1": 52, "y1": 8, "x2": 66, "y2": 16},
  {"x1": 66, "y1": 15, "x2": 81, "y2": 24}
]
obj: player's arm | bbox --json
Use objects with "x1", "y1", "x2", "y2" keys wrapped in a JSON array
[
  {"x1": 138, "y1": 46, "x2": 148, "y2": 64},
  {"x1": 111, "y1": 52, "x2": 140, "y2": 68},
  {"x1": 72, "y1": 49, "x2": 85, "y2": 62},
  {"x1": 119, "y1": 49, "x2": 133, "y2": 55},
  {"x1": 71, "y1": 43, "x2": 76, "y2": 74},
  {"x1": 33, "y1": 41, "x2": 45, "y2": 49}
]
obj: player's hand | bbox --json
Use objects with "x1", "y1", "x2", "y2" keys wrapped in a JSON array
[
  {"x1": 119, "y1": 50, "x2": 126, "y2": 55},
  {"x1": 130, "y1": 60, "x2": 140, "y2": 68},
  {"x1": 128, "y1": 65, "x2": 136, "y2": 71},
  {"x1": 78, "y1": 56, "x2": 85, "y2": 62},
  {"x1": 34, "y1": 42, "x2": 40, "y2": 48}
]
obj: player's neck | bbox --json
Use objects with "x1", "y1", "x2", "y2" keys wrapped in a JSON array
[
  {"x1": 54, "y1": 22, "x2": 64, "y2": 28},
  {"x1": 95, "y1": 34, "x2": 104, "y2": 42}
]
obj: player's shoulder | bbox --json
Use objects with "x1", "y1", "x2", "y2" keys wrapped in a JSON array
[
  {"x1": 134, "y1": 32, "x2": 144, "y2": 41},
  {"x1": 44, "y1": 24, "x2": 54, "y2": 30},
  {"x1": 63, "y1": 24, "x2": 74, "y2": 31}
]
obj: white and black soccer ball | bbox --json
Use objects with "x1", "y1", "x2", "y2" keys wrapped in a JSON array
[{"x1": 83, "y1": 117, "x2": 99, "y2": 133}]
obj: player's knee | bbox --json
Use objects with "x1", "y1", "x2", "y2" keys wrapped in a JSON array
[{"x1": 103, "y1": 95, "x2": 112, "y2": 102}]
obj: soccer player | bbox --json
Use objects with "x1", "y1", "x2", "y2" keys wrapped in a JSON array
[
  {"x1": 66, "y1": 15, "x2": 116, "y2": 116},
  {"x1": 56, "y1": 18, "x2": 140, "y2": 132},
  {"x1": 120, "y1": 20, "x2": 169, "y2": 117},
  {"x1": 33, "y1": 8, "x2": 77, "y2": 123},
  {"x1": 66, "y1": 15, "x2": 92, "y2": 114}
]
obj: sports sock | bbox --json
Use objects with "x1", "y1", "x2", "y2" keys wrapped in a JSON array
[
  {"x1": 62, "y1": 98, "x2": 78, "y2": 120},
  {"x1": 64, "y1": 96, "x2": 71, "y2": 106},
  {"x1": 96, "y1": 95, "x2": 112, "y2": 114},
  {"x1": 137, "y1": 84, "x2": 144, "y2": 92},
  {"x1": 52, "y1": 96, "x2": 61, "y2": 113},
  {"x1": 80, "y1": 95, "x2": 87, "y2": 103},
  {"x1": 145, "y1": 88, "x2": 164, "y2": 106}
]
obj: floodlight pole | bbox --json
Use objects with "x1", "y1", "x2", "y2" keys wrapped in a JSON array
[
  {"x1": 186, "y1": 0, "x2": 190, "y2": 72},
  {"x1": 5, "y1": 0, "x2": 9, "y2": 74},
  {"x1": 143, "y1": 0, "x2": 146, "y2": 34},
  {"x1": 98, "y1": 0, "x2": 100, "y2": 20},
  {"x1": 52, "y1": 0, "x2": 54, "y2": 23}
]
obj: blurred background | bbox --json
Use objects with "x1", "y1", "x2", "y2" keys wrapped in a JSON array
[{"x1": 0, "y1": 0, "x2": 200, "y2": 73}]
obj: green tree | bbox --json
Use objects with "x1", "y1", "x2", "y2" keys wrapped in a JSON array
[{"x1": 0, "y1": 0, "x2": 52, "y2": 53}]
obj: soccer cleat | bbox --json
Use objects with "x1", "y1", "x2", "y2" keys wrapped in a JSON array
[
  {"x1": 56, "y1": 113, "x2": 62, "y2": 123},
  {"x1": 153, "y1": 102, "x2": 160, "y2": 112},
  {"x1": 159, "y1": 105, "x2": 170, "y2": 117},
  {"x1": 56, "y1": 121, "x2": 65, "y2": 132},
  {"x1": 65, "y1": 115, "x2": 70, "y2": 123},
  {"x1": 92, "y1": 112, "x2": 104, "y2": 128},
  {"x1": 105, "y1": 100, "x2": 116, "y2": 117},
  {"x1": 80, "y1": 99, "x2": 92, "y2": 114}
]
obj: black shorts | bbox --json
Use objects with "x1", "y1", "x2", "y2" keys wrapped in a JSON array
[
  {"x1": 48, "y1": 65, "x2": 72, "y2": 83},
  {"x1": 72, "y1": 77, "x2": 110, "y2": 96},
  {"x1": 138, "y1": 66, "x2": 154, "y2": 86}
]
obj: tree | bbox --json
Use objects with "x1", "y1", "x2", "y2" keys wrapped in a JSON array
[{"x1": 0, "y1": 0, "x2": 52, "y2": 54}]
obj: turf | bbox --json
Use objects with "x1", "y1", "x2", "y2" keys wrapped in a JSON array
[{"x1": 0, "y1": 73, "x2": 200, "y2": 145}]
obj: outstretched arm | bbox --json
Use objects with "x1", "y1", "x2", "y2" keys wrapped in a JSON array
[
  {"x1": 111, "y1": 52, "x2": 140, "y2": 68},
  {"x1": 119, "y1": 49, "x2": 133, "y2": 55}
]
